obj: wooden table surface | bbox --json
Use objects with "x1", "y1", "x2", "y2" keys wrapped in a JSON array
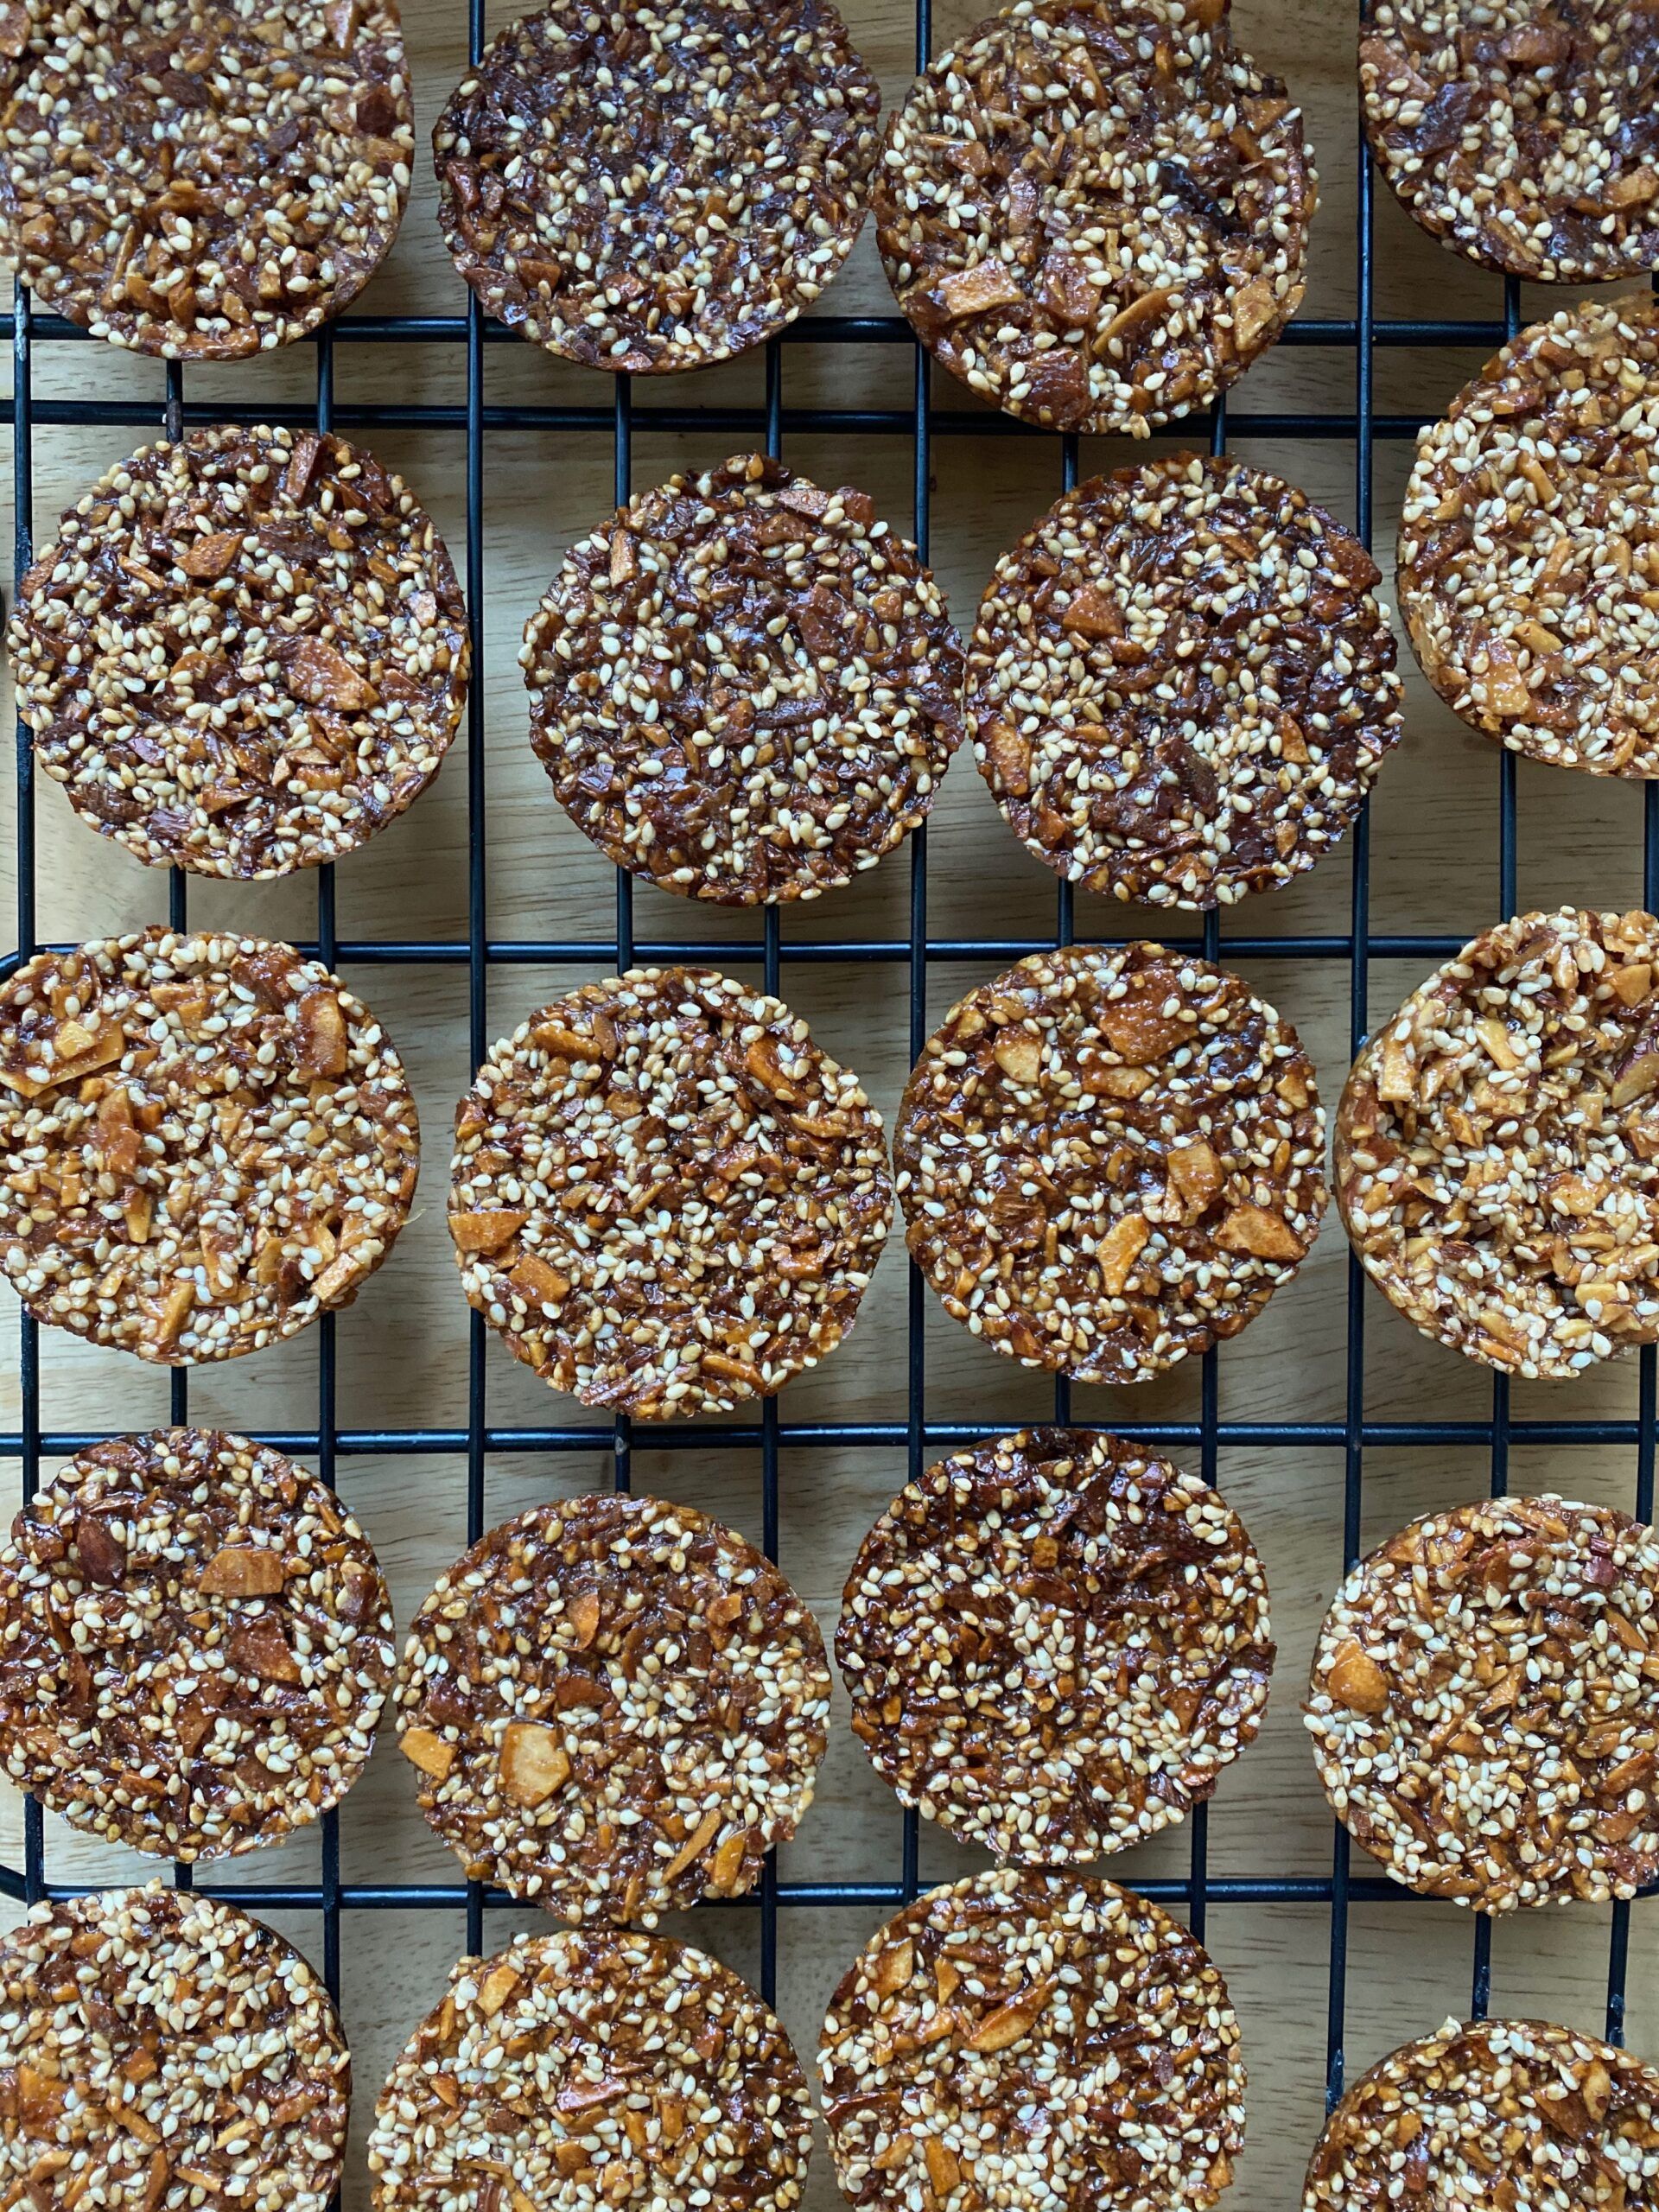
[{"x1": 4, "y1": 2, "x2": 1659, "y2": 2206}]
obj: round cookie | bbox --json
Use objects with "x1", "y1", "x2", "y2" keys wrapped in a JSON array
[
  {"x1": 0, "y1": 0, "x2": 411, "y2": 359},
  {"x1": 1307, "y1": 1494, "x2": 1659, "y2": 1912},
  {"x1": 1336, "y1": 907, "x2": 1659, "y2": 1379},
  {"x1": 838, "y1": 1427, "x2": 1273, "y2": 1859},
  {"x1": 0, "y1": 1429, "x2": 394, "y2": 1862},
  {"x1": 0, "y1": 930, "x2": 419, "y2": 1365},
  {"x1": 449, "y1": 965, "x2": 892, "y2": 1416},
  {"x1": 434, "y1": 0, "x2": 878, "y2": 372},
  {"x1": 894, "y1": 942, "x2": 1325, "y2": 1384},
  {"x1": 874, "y1": 0, "x2": 1316, "y2": 436},
  {"x1": 369, "y1": 1927, "x2": 814, "y2": 2212},
  {"x1": 1398, "y1": 294, "x2": 1659, "y2": 779},
  {"x1": 1305, "y1": 2016, "x2": 1659, "y2": 2211},
  {"x1": 522, "y1": 455, "x2": 963, "y2": 905},
  {"x1": 0, "y1": 1885, "x2": 350, "y2": 2212},
  {"x1": 393, "y1": 1492, "x2": 830, "y2": 1922},
  {"x1": 10, "y1": 423, "x2": 469, "y2": 880},
  {"x1": 968, "y1": 455, "x2": 1402, "y2": 909},
  {"x1": 1361, "y1": 3, "x2": 1659, "y2": 284},
  {"x1": 821, "y1": 1867, "x2": 1245, "y2": 2212}
]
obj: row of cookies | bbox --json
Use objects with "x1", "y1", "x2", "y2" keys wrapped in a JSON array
[
  {"x1": 16, "y1": 282, "x2": 1659, "y2": 908},
  {"x1": 10, "y1": 0, "x2": 1656, "y2": 428},
  {"x1": 0, "y1": 0, "x2": 1316, "y2": 440},
  {"x1": 5, "y1": 1874, "x2": 1654, "y2": 2212},
  {"x1": 10, "y1": 426, "x2": 1387, "y2": 901},
  {"x1": 4, "y1": 1427, "x2": 1653, "y2": 1923},
  {"x1": 0, "y1": 906, "x2": 1654, "y2": 1395}
]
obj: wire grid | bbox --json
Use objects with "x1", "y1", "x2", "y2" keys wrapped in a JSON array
[{"x1": 1, "y1": 0, "x2": 1656, "y2": 2147}]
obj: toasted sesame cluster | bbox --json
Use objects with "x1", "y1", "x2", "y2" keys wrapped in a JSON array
[
  {"x1": 393, "y1": 1493, "x2": 830, "y2": 1922},
  {"x1": 370, "y1": 1928, "x2": 814, "y2": 2212},
  {"x1": 1362, "y1": 3, "x2": 1659, "y2": 283},
  {"x1": 1308, "y1": 1496, "x2": 1659, "y2": 1913},
  {"x1": 969, "y1": 456, "x2": 1402, "y2": 907},
  {"x1": 1337, "y1": 908, "x2": 1659, "y2": 1379},
  {"x1": 838, "y1": 1427, "x2": 1274, "y2": 1859},
  {"x1": 10, "y1": 424, "x2": 469, "y2": 880},
  {"x1": 820, "y1": 1868, "x2": 1245, "y2": 2212},
  {"x1": 0, "y1": 0, "x2": 412, "y2": 359},
  {"x1": 0, "y1": 931, "x2": 419, "y2": 1364},
  {"x1": 0, "y1": 1885, "x2": 350, "y2": 2212},
  {"x1": 874, "y1": 0, "x2": 1316, "y2": 436},
  {"x1": 434, "y1": 0, "x2": 878, "y2": 372},
  {"x1": 1304, "y1": 2016, "x2": 1659, "y2": 2211},
  {"x1": 0, "y1": 1428, "x2": 394, "y2": 1861},
  {"x1": 450, "y1": 966, "x2": 892, "y2": 1416},
  {"x1": 522, "y1": 456, "x2": 963, "y2": 906},
  {"x1": 895, "y1": 943, "x2": 1325, "y2": 1384},
  {"x1": 1398, "y1": 295, "x2": 1659, "y2": 779}
]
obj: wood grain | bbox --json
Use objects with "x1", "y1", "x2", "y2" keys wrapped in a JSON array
[{"x1": 2, "y1": 2, "x2": 1656, "y2": 2207}]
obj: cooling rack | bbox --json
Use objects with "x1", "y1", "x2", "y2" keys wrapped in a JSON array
[{"x1": 0, "y1": 0, "x2": 1655, "y2": 2172}]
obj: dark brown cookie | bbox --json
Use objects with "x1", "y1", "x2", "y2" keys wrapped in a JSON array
[
  {"x1": 874, "y1": 0, "x2": 1316, "y2": 435},
  {"x1": 449, "y1": 966, "x2": 893, "y2": 1416},
  {"x1": 1305, "y1": 2017, "x2": 1659, "y2": 2211},
  {"x1": 522, "y1": 456, "x2": 963, "y2": 905},
  {"x1": 1336, "y1": 908, "x2": 1659, "y2": 1378},
  {"x1": 0, "y1": 1885, "x2": 351, "y2": 2212},
  {"x1": 434, "y1": 0, "x2": 878, "y2": 372},
  {"x1": 0, "y1": 0, "x2": 411, "y2": 359},
  {"x1": 393, "y1": 1493, "x2": 830, "y2": 1922},
  {"x1": 1307, "y1": 1495, "x2": 1659, "y2": 1912},
  {"x1": 969, "y1": 456, "x2": 1402, "y2": 908},
  {"x1": 839, "y1": 1428, "x2": 1274, "y2": 1860},
  {"x1": 895, "y1": 943, "x2": 1326, "y2": 1385},
  {"x1": 1362, "y1": 3, "x2": 1659, "y2": 283},
  {"x1": 821, "y1": 1869, "x2": 1245, "y2": 2212},
  {"x1": 0, "y1": 1429, "x2": 394, "y2": 1861},
  {"x1": 369, "y1": 1928, "x2": 814, "y2": 2212},
  {"x1": 1398, "y1": 295, "x2": 1659, "y2": 778},
  {"x1": 11, "y1": 424, "x2": 468, "y2": 879},
  {"x1": 0, "y1": 930, "x2": 420, "y2": 1364}
]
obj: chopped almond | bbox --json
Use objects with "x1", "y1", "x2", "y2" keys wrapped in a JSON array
[
  {"x1": 499, "y1": 1721, "x2": 571, "y2": 1808},
  {"x1": 965, "y1": 1979, "x2": 1053, "y2": 2053},
  {"x1": 198, "y1": 1545, "x2": 284, "y2": 1598},
  {"x1": 1097, "y1": 1212, "x2": 1151, "y2": 1295},
  {"x1": 662, "y1": 1808, "x2": 721, "y2": 1881},
  {"x1": 992, "y1": 1028, "x2": 1043, "y2": 1084},
  {"x1": 1216, "y1": 1205, "x2": 1305, "y2": 1262},
  {"x1": 450, "y1": 1210, "x2": 529, "y2": 1253},
  {"x1": 1325, "y1": 1637, "x2": 1389, "y2": 1714},
  {"x1": 400, "y1": 1726, "x2": 455, "y2": 1780},
  {"x1": 932, "y1": 261, "x2": 1026, "y2": 319}
]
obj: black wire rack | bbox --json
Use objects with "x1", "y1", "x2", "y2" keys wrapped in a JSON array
[{"x1": 1, "y1": 0, "x2": 1656, "y2": 2171}]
